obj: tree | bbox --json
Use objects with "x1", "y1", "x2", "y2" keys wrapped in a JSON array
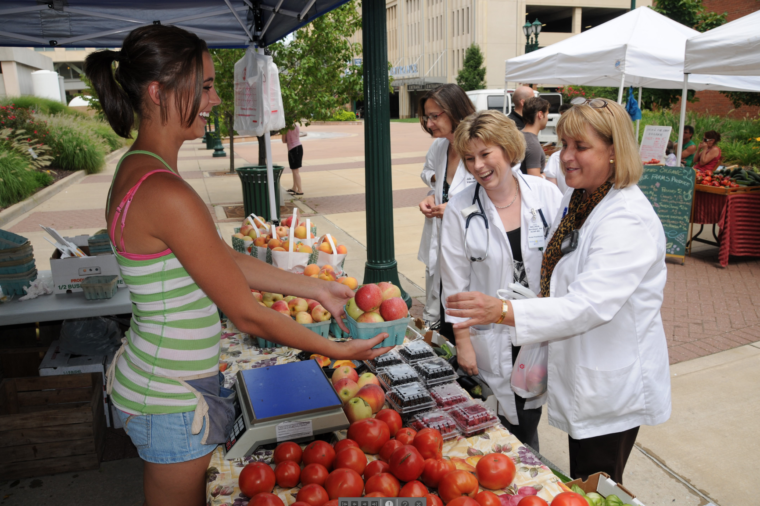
[
  {"x1": 456, "y1": 44, "x2": 486, "y2": 91},
  {"x1": 652, "y1": 0, "x2": 727, "y2": 32},
  {"x1": 79, "y1": 73, "x2": 104, "y2": 119},
  {"x1": 208, "y1": 48, "x2": 245, "y2": 171}
]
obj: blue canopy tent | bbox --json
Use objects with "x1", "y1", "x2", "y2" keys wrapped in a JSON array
[{"x1": 0, "y1": 0, "x2": 407, "y2": 302}]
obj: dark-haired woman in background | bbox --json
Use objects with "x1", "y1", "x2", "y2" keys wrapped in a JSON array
[
  {"x1": 693, "y1": 130, "x2": 722, "y2": 172},
  {"x1": 417, "y1": 84, "x2": 476, "y2": 338},
  {"x1": 86, "y1": 25, "x2": 389, "y2": 506}
]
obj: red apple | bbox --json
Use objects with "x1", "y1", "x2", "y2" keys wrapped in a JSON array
[
  {"x1": 334, "y1": 378, "x2": 360, "y2": 403},
  {"x1": 295, "y1": 312, "x2": 314, "y2": 324},
  {"x1": 355, "y1": 384, "x2": 385, "y2": 414},
  {"x1": 357, "y1": 372, "x2": 381, "y2": 389},
  {"x1": 344, "y1": 397, "x2": 373, "y2": 423},
  {"x1": 379, "y1": 297, "x2": 408, "y2": 321},
  {"x1": 271, "y1": 300, "x2": 291, "y2": 316},
  {"x1": 378, "y1": 282, "x2": 402, "y2": 301},
  {"x1": 333, "y1": 366, "x2": 359, "y2": 384},
  {"x1": 312, "y1": 305, "x2": 332, "y2": 322},
  {"x1": 355, "y1": 284, "x2": 383, "y2": 312},
  {"x1": 289, "y1": 297, "x2": 309, "y2": 317},
  {"x1": 357, "y1": 312, "x2": 384, "y2": 323},
  {"x1": 307, "y1": 299, "x2": 321, "y2": 312}
]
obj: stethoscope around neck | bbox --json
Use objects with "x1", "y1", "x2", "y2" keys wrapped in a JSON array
[{"x1": 463, "y1": 183, "x2": 490, "y2": 262}]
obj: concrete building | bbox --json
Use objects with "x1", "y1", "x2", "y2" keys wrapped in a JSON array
[
  {"x1": 384, "y1": 0, "x2": 653, "y2": 118},
  {"x1": 0, "y1": 47, "x2": 54, "y2": 98},
  {"x1": 32, "y1": 47, "x2": 99, "y2": 101}
]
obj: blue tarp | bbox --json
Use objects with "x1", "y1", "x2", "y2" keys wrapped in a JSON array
[{"x1": 0, "y1": 0, "x2": 350, "y2": 48}]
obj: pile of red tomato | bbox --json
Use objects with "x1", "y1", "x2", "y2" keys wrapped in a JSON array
[
  {"x1": 696, "y1": 170, "x2": 740, "y2": 188},
  {"x1": 238, "y1": 410, "x2": 586, "y2": 506}
]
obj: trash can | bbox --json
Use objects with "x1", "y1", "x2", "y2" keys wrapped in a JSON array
[{"x1": 235, "y1": 165, "x2": 284, "y2": 222}]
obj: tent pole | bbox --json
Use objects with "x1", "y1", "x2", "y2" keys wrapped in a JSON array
[
  {"x1": 636, "y1": 86, "x2": 642, "y2": 140},
  {"x1": 259, "y1": 46, "x2": 279, "y2": 223},
  {"x1": 676, "y1": 74, "x2": 689, "y2": 165},
  {"x1": 617, "y1": 73, "x2": 625, "y2": 104}
]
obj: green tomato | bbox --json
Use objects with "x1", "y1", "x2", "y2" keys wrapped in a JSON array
[
  {"x1": 571, "y1": 485, "x2": 587, "y2": 497},
  {"x1": 605, "y1": 495, "x2": 624, "y2": 506},
  {"x1": 586, "y1": 492, "x2": 604, "y2": 506}
]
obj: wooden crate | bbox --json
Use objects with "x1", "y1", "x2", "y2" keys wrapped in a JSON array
[{"x1": 0, "y1": 372, "x2": 105, "y2": 480}]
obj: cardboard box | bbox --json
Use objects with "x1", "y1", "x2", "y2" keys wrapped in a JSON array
[
  {"x1": 567, "y1": 472, "x2": 645, "y2": 506},
  {"x1": 39, "y1": 341, "x2": 115, "y2": 427},
  {"x1": 50, "y1": 235, "x2": 125, "y2": 294}
]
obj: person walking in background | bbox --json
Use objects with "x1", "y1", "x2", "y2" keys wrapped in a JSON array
[
  {"x1": 508, "y1": 86, "x2": 535, "y2": 130},
  {"x1": 417, "y1": 84, "x2": 477, "y2": 335},
  {"x1": 283, "y1": 124, "x2": 304, "y2": 195},
  {"x1": 693, "y1": 130, "x2": 722, "y2": 172},
  {"x1": 544, "y1": 103, "x2": 573, "y2": 193},
  {"x1": 681, "y1": 125, "x2": 697, "y2": 167},
  {"x1": 520, "y1": 97, "x2": 550, "y2": 176}
]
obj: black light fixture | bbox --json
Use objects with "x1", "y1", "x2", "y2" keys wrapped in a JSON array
[{"x1": 524, "y1": 18, "x2": 542, "y2": 53}]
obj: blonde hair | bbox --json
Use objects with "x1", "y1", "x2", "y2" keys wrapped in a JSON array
[
  {"x1": 556, "y1": 100, "x2": 642, "y2": 189},
  {"x1": 453, "y1": 110, "x2": 526, "y2": 168}
]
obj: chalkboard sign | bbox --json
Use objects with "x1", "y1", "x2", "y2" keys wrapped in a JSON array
[{"x1": 639, "y1": 165, "x2": 695, "y2": 261}]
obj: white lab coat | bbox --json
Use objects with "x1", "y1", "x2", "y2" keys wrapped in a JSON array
[
  {"x1": 440, "y1": 173, "x2": 563, "y2": 424},
  {"x1": 418, "y1": 138, "x2": 476, "y2": 320},
  {"x1": 543, "y1": 151, "x2": 568, "y2": 194},
  {"x1": 511, "y1": 185, "x2": 672, "y2": 440}
]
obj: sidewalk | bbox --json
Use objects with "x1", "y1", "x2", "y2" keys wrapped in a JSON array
[{"x1": 1, "y1": 122, "x2": 759, "y2": 505}]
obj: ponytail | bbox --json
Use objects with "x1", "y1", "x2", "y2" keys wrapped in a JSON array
[{"x1": 84, "y1": 50, "x2": 135, "y2": 138}]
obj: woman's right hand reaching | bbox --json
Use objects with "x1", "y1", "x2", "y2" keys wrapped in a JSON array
[
  {"x1": 419, "y1": 194, "x2": 436, "y2": 217},
  {"x1": 328, "y1": 333, "x2": 393, "y2": 361}
]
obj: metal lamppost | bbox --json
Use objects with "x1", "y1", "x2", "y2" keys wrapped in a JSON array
[
  {"x1": 212, "y1": 108, "x2": 226, "y2": 158},
  {"x1": 523, "y1": 19, "x2": 542, "y2": 53}
]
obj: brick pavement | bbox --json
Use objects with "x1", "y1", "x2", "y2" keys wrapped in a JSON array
[{"x1": 302, "y1": 187, "x2": 430, "y2": 214}]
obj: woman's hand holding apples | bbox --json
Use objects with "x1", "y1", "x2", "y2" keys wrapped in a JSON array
[
  {"x1": 316, "y1": 282, "x2": 354, "y2": 332},
  {"x1": 327, "y1": 334, "x2": 394, "y2": 361}
]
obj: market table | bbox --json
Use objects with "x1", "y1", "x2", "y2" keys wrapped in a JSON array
[
  {"x1": 690, "y1": 188, "x2": 760, "y2": 266},
  {"x1": 206, "y1": 321, "x2": 568, "y2": 505},
  {"x1": 0, "y1": 271, "x2": 132, "y2": 326}
]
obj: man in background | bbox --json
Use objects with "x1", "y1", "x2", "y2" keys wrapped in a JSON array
[
  {"x1": 508, "y1": 85, "x2": 535, "y2": 130},
  {"x1": 681, "y1": 125, "x2": 697, "y2": 167},
  {"x1": 520, "y1": 96, "x2": 550, "y2": 176}
]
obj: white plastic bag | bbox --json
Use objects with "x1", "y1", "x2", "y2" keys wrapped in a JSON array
[
  {"x1": 316, "y1": 234, "x2": 347, "y2": 276},
  {"x1": 234, "y1": 47, "x2": 266, "y2": 136},
  {"x1": 243, "y1": 213, "x2": 272, "y2": 262},
  {"x1": 271, "y1": 210, "x2": 317, "y2": 272},
  {"x1": 266, "y1": 57, "x2": 286, "y2": 132},
  {"x1": 510, "y1": 342, "x2": 548, "y2": 398}
]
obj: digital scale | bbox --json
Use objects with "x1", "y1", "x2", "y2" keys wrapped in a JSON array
[{"x1": 224, "y1": 360, "x2": 349, "y2": 459}]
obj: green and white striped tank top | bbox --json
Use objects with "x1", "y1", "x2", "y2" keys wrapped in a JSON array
[{"x1": 107, "y1": 150, "x2": 221, "y2": 415}]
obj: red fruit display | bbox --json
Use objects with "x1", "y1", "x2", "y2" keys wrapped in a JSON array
[
  {"x1": 395, "y1": 427, "x2": 417, "y2": 445},
  {"x1": 474, "y1": 491, "x2": 502, "y2": 506},
  {"x1": 364, "y1": 460, "x2": 391, "y2": 480},
  {"x1": 333, "y1": 439, "x2": 360, "y2": 453},
  {"x1": 273, "y1": 441, "x2": 303, "y2": 465},
  {"x1": 303, "y1": 440, "x2": 336, "y2": 470},
  {"x1": 365, "y1": 492, "x2": 386, "y2": 498},
  {"x1": 325, "y1": 501, "x2": 340, "y2": 506},
  {"x1": 239, "y1": 462, "x2": 276, "y2": 498},
  {"x1": 438, "y1": 470, "x2": 479, "y2": 504},
  {"x1": 388, "y1": 445, "x2": 425, "y2": 482},
  {"x1": 413, "y1": 428, "x2": 444, "y2": 460},
  {"x1": 250, "y1": 493, "x2": 285, "y2": 506},
  {"x1": 380, "y1": 297, "x2": 408, "y2": 321},
  {"x1": 333, "y1": 446, "x2": 368, "y2": 475},
  {"x1": 447, "y1": 498, "x2": 481, "y2": 506},
  {"x1": 347, "y1": 418, "x2": 391, "y2": 454},
  {"x1": 324, "y1": 468, "x2": 365, "y2": 499},
  {"x1": 518, "y1": 498, "x2": 549, "y2": 506},
  {"x1": 379, "y1": 439, "x2": 405, "y2": 463},
  {"x1": 275, "y1": 460, "x2": 301, "y2": 488},
  {"x1": 426, "y1": 494, "x2": 445, "y2": 506},
  {"x1": 296, "y1": 484, "x2": 330, "y2": 506},
  {"x1": 549, "y1": 493, "x2": 587, "y2": 506},
  {"x1": 375, "y1": 409, "x2": 403, "y2": 436},
  {"x1": 364, "y1": 473, "x2": 401, "y2": 497},
  {"x1": 475, "y1": 453, "x2": 516, "y2": 490},
  {"x1": 398, "y1": 480, "x2": 429, "y2": 497},
  {"x1": 355, "y1": 284, "x2": 383, "y2": 312},
  {"x1": 421, "y1": 458, "x2": 456, "y2": 488},
  {"x1": 355, "y1": 384, "x2": 386, "y2": 413},
  {"x1": 301, "y1": 463, "x2": 330, "y2": 486}
]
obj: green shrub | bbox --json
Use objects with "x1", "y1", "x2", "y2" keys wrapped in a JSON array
[
  {"x1": 331, "y1": 110, "x2": 356, "y2": 121},
  {"x1": 638, "y1": 110, "x2": 760, "y2": 144},
  {"x1": 0, "y1": 96, "x2": 83, "y2": 117},
  {"x1": 32, "y1": 170, "x2": 54, "y2": 187},
  {"x1": 39, "y1": 114, "x2": 107, "y2": 174},
  {"x1": 0, "y1": 150, "x2": 41, "y2": 208},
  {"x1": 80, "y1": 118, "x2": 124, "y2": 152},
  {"x1": 721, "y1": 140, "x2": 760, "y2": 167}
]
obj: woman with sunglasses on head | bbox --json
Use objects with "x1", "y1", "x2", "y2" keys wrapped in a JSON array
[
  {"x1": 445, "y1": 98, "x2": 671, "y2": 484},
  {"x1": 693, "y1": 130, "x2": 722, "y2": 172},
  {"x1": 439, "y1": 110, "x2": 562, "y2": 450},
  {"x1": 86, "y1": 25, "x2": 391, "y2": 506},
  {"x1": 417, "y1": 84, "x2": 477, "y2": 337}
]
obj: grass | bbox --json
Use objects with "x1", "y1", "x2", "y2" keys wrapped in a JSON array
[
  {"x1": 0, "y1": 150, "x2": 46, "y2": 208},
  {"x1": 79, "y1": 118, "x2": 125, "y2": 152},
  {"x1": 39, "y1": 114, "x2": 107, "y2": 174},
  {"x1": 391, "y1": 118, "x2": 420, "y2": 123},
  {"x1": 0, "y1": 96, "x2": 84, "y2": 117}
]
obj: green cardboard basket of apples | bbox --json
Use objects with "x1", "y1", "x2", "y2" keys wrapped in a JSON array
[{"x1": 344, "y1": 282, "x2": 410, "y2": 349}]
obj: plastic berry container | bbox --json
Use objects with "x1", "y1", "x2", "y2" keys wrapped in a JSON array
[
  {"x1": 385, "y1": 382, "x2": 435, "y2": 414},
  {"x1": 410, "y1": 409, "x2": 461, "y2": 439},
  {"x1": 449, "y1": 400, "x2": 499, "y2": 437},
  {"x1": 377, "y1": 363, "x2": 422, "y2": 390},
  {"x1": 365, "y1": 350, "x2": 405, "y2": 373},
  {"x1": 398, "y1": 340, "x2": 437, "y2": 364},
  {"x1": 430, "y1": 382, "x2": 470, "y2": 411},
  {"x1": 414, "y1": 358, "x2": 458, "y2": 387}
]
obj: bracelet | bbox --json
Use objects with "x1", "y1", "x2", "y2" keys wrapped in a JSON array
[{"x1": 495, "y1": 300, "x2": 509, "y2": 325}]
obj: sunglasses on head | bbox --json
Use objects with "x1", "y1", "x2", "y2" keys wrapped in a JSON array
[{"x1": 570, "y1": 97, "x2": 613, "y2": 113}]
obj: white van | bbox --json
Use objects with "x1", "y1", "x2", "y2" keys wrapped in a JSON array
[{"x1": 465, "y1": 89, "x2": 562, "y2": 144}]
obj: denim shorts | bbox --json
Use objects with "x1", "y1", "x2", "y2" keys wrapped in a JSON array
[{"x1": 117, "y1": 409, "x2": 217, "y2": 464}]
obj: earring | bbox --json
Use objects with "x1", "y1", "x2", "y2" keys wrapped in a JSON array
[{"x1": 610, "y1": 159, "x2": 615, "y2": 164}]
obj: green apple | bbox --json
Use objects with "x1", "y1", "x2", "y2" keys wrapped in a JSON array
[{"x1": 346, "y1": 297, "x2": 363, "y2": 320}]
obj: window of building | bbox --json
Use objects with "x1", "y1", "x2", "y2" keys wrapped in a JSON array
[
  {"x1": 467, "y1": 7, "x2": 470, "y2": 34},
  {"x1": 581, "y1": 8, "x2": 628, "y2": 31},
  {"x1": 525, "y1": 5, "x2": 573, "y2": 33}
]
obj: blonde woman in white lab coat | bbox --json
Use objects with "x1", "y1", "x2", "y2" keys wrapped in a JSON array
[
  {"x1": 440, "y1": 110, "x2": 562, "y2": 450},
  {"x1": 445, "y1": 99, "x2": 671, "y2": 484},
  {"x1": 417, "y1": 84, "x2": 476, "y2": 335}
]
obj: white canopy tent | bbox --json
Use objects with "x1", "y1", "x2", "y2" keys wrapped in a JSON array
[{"x1": 675, "y1": 11, "x2": 760, "y2": 163}]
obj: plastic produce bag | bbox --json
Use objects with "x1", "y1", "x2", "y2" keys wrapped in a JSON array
[
  {"x1": 243, "y1": 213, "x2": 272, "y2": 263},
  {"x1": 234, "y1": 47, "x2": 267, "y2": 137},
  {"x1": 59, "y1": 317, "x2": 121, "y2": 356},
  {"x1": 316, "y1": 234, "x2": 347, "y2": 276},
  {"x1": 271, "y1": 209, "x2": 318, "y2": 272},
  {"x1": 266, "y1": 57, "x2": 286, "y2": 132}
]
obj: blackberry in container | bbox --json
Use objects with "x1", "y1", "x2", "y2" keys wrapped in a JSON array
[
  {"x1": 449, "y1": 400, "x2": 499, "y2": 437},
  {"x1": 377, "y1": 363, "x2": 422, "y2": 390},
  {"x1": 398, "y1": 340, "x2": 437, "y2": 364},
  {"x1": 414, "y1": 357, "x2": 458, "y2": 386},
  {"x1": 365, "y1": 350, "x2": 404, "y2": 373},
  {"x1": 430, "y1": 382, "x2": 470, "y2": 411},
  {"x1": 410, "y1": 410, "x2": 461, "y2": 439},
  {"x1": 385, "y1": 382, "x2": 435, "y2": 414}
]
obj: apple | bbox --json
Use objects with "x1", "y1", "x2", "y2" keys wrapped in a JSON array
[
  {"x1": 355, "y1": 384, "x2": 385, "y2": 414},
  {"x1": 346, "y1": 298, "x2": 364, "y2": 320},
  {"x1": 262, "y1": 292, "x2": 283, "y2": 308},
  {"x1": 268, "y1": 238, "x2": 282, "y2": 249},
  {"x1": 284, "y1": 296, "x2": 297, "y2": 302},
  {"x1": 271, "y1": 300, "x2": 291, "y2": 316},
  {"x1": 334, "y1": 378, "x2": 360, "y2": 403},
  {"x1": 281, "y1": 240, "x2": 291, "y2": 251},
  {"x1": 378, "y1": 282, "x2": 402, "y2": 301},
  {"x1": 357, "y1": 312, "x2": 384, "y2": 323},
  {"x1": 295, "y1": 311, "x2": 314, "y2": 324},
  {"x1": 243, "y1": 236, "x2": 254, "y2": 243},
  {"x1": 355, "y1": 284, "x2": 383, "y2": 312},
  {"x1": 319, "y1": 269, "x2": 337, "y2": 282},
  {"x1": 272, "y1": 247, "x2": 286, "y2": 252},
  {"x1": 379, "y1": 297, "x2": 407, "y2": 321},
  {"x1": 253, "y1": 217, "x2": 267, "y2": 229},
  {"x1": 234, "y1": 232, "x2": 245, "y2": 239},
  {"x1": 247, "y1": 228, "x2": 259, "y2": 239},
  {"x1": 282, "y1": 216, "x2": 295, "y2": 228},
  {"x1": 240, "y1": 224, "x2": 254, "y2": 236},
  {"x1": 251, "y1": 292, "x2": 263, "y2": 302},
  {"x1": 254, "y1": 236, "x2": 268, "y2": 248},
  {"x1": 321, "y1": 265, "x2": 335, "y2": 272},
  {"x1": 338, "y1": 277, "x2": 358, "y2": 290},
  {"x1": 307, "y1": 300, "x2": 321, "y2": 312},
  {"x1": 318, "y1": 242, "x2": 333, "y2": 254},
  {"x1": 304, "y1": 264, "x2": 320, "y2": 277},
  {"x1": 312, "y1": 305, "x2": 332, "y2": 322},
  {"x1": 297, "y1": 243, "x2": 313, "y2": 253},
  {"x1": 336, "y1": 245, "x2": 348, "y2": 255},
  {"x1": 289, "y1": 298, "x2": 309, "y2": 316},
  {"x1": 333, "y1": 365, "x2": 359, "y2": 384},
  {"x1": 295, "y1": 226, "x2": 312, "y2": 239},
  {"x1": 276, "y1": 226, "x2": 289, "y2": 238},
  {"x1": 344, "y1": 397, "x2": 373, "y2": 423},
  {"x1": 357, "y1": 372, "x2": 381, "y2": 389}
]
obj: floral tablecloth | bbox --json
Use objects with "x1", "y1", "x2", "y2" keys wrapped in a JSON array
[{"x1": 207, "y1": 322, "x2": 566, "y2": 506}]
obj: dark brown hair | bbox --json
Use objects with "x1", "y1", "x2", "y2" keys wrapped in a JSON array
[
  {"x1": 704, "y1": 130, "x2": 721, "y2": 143},
  {"x1": 523, "y1": 97, "x2": 550, "y2": 125},
  {"x1": 417, "y1": 84, "x2": 476, "y2": 136},
  {"x1": 84, "y1": 25, "x2": 208, "y2": 138}
]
